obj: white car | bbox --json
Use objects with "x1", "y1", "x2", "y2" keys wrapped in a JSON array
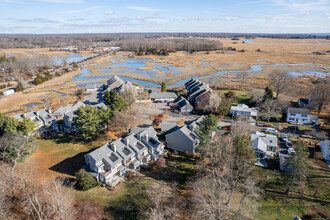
[
  {"x1": 265, "y1": 128, "x2": 278, "y2": 134},
  {"x1": 281, "y1": 134, "x2": 288, "y2": 142}
]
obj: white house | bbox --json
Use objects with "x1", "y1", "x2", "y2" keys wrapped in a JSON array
[
  {"x1": 286, "y1": 107, "x2": 318, "y2": 125},
  {"x1": 230, "y1": 104, "x2": 258, "y2": 118},
  {"x1": 3, "y1": 89, "x2": 15, "y2": 96},
  {"x1": 320, "y1": 140, "x2": 330, "y2": 162}
]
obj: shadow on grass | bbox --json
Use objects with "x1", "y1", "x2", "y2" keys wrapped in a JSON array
[
  {"x1": 141, "y1": 154, "x2": 198, "y2": 190},
  {"x1": 105, "y1": 181, "x2": 149, "y2": 220},
  {"x1": 47, "y1": 133, "x2": 82, "y2": 145}
]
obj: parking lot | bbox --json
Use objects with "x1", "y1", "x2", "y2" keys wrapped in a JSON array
[{"x1": 132, "y1": 101, "x2": 197, "y2": 126}]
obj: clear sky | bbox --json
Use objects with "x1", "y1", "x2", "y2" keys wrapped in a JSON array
[{"x1": 0, "y1": 0, "x2": 329, "y2": 34}]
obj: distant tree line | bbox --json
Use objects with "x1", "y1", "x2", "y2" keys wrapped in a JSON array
[{"x1": 0, "y1": 33, "x2": 328, "y2": 49}]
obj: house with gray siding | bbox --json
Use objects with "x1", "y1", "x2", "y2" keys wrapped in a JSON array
[
  {"x1": 111, "y1": 138, "x2": 140, "y2": 169},
  {"x1": 165, "y1": 125, "x2": 200, "y2": 153},
  {"x1": 138, "y1": 127, "x2": 164, "y2": 161},
  {"x1": 84, "y1": 143, "x2": 126, "y2": 186}
]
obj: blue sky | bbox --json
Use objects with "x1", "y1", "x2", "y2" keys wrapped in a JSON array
[{"x1": 0, "y1": 0, "x2": 329, "y2": 34}]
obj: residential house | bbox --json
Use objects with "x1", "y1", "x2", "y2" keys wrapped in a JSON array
[
  {"x1": 107, "y1": 75, "x2": 125, "y2": 91},
  {"x1": 84, "y1": 143, "x2": 126, "y2": 186},
  {"x1": 170, "y1": 96, "x2": 193, "y2": 113},
  {"x1": 106, "y1": 75, "x2": 138, "y2": 95},
  {"x1": 230, "y1": 104, "x2": 259, "y2": 118},
  {"x1": 184, "y1": 78, "x2": 212, "y2": 110},
  {"x1": 286, "y1": 107, "x2": 318, "y2": 125},
  {"x1": 61, "y1": 102, "x2": 86, "y2": 133},
  {"x1": 298, "y1": 94, "x2": 313, "y2": 108},
  {"x1": 150, "y1": 92, "x2": 178, "y2": 102},
  {"x1": 110, "y1": 138, "x2": 140, "y2": 169},
  {"x1": 125, "y1": 134, "x2": 151, "y2": 165},
  {"x1": 138, "y1": 127, "x2": 164, "y2": 161},
  {"x1": 320, "y1": 140, "x2": 330, "y2": 162},
  {"x1": 250, "y1": 131, "x2": 278, "y2": 167},
  {"x1": 165, "y1": 125, "x2": 200, "y2": 153},
  {"x1": 13, "y1": 108, "x2": 58, "y2": 134},
  {"x1": 52, "y1": 101, "x2": 85, "y2": 120},
  {"x1": 279, "y1": 148, "x2": 296, "y2": 171},
  {"x1": 86, "y1": 83, "x2": 104, "y2": 92}
]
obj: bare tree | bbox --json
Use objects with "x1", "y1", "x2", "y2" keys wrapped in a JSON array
[
  {"x1": 196, "y1": 92, "x2": 222, "y2": 114},
  {"x1": 269, "y1": 71, "x2": 292, "y2": 101},
  {"x1": 190, "y1": 122, "x2": 261, "y2": 219},
  {"x1": 109, "y1": 110, "x2": 143, "y2": 134},
  {"x1": 310, "y1": 82, "x2": 330, "y2": 115},
  {"x1": 143, "y1": 181, "x2": 180, "y2": 220},
  {"x1": 260, "y1": 100, "x2": 280, "y2": 123}
]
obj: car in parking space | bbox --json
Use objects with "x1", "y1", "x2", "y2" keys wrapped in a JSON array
[
  {"x1": 286, "y1": 141, "x2": 293, "y2": 148},
  {"x1": 281, "y1": 134, "x2": 288, "y2": 142},
  {"x1": 287, "y1": 126, "x2": 299, "y2": 131},
  {"x1": 265, "y1": 128, "x2": 278, "y2": 134}
]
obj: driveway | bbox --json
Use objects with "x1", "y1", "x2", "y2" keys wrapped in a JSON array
[{"x1": 132, "y1": 101, "x2": 196, "y2": 126}]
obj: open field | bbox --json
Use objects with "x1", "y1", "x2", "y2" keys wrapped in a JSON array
[
  {"x1": 1, "y1": 38, "x2": 329, "y2": 114},
  {"x1": 0, "y1": 48, "x2": 94, "y2": 58}
]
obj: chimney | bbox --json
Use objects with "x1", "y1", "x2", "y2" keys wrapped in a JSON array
[
  {"x1": 111, "y1": 143, "x2": 117, "y2": 153},
  {"x1": 144, "y1": 134, "x2": 149, "y2": 142},
  {"x1": 36, "y1": 111, "x2": 40, "y2": 117},
  {"x1": 48, "y1": 108, "x2": 52, "y2": 115},
  {"x1": 124, "y1": 138, "x2": 129, "y2": 146}
]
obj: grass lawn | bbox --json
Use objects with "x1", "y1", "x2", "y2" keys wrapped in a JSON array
[
  {"x1": 24, "y1": 134, "x2": 107, "y2": 183},
  {"x1": 255, "y1": 145, "x2": 330, "y2": 220},
  {"x1": 73, "y1": 153, "x2": 198, "y2": 219},
  {"x1": 216, "y1": 89, "x2": 251, "y2": 106}
]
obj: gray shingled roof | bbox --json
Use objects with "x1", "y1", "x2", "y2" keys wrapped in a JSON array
[
  {"x1": 139, "y1": 127, "x2": 157, "y2": 137},
  {"x1": 150, "y1": 92, "x2": 178, "y2": 99},
  {"x1": 288, "y1": 107, "x2": 309, "y2": 115},
  {"x1": 111, "y1": 138, "x2": 135, "y2": 160}
]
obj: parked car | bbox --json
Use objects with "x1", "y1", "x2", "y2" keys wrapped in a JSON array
[
  {"x1": 286, "y1": 141, "x2": 292, "y2": 148},
  {"x1": 265, "y1": 128, "x2": 278, "y2": 134},
  {"x1": 281, "y1": 134, "x2": 288, "y2": 142},
  {"x1": 287, "y1": 126, "x2": 299, "y2": 131}
]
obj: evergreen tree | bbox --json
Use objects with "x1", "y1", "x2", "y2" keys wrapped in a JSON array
[
  {"x1": 104, "y1": 90, "x2": 128, "y2": 111},
  {"x1": 0, "y1": 114, "x2": 19, "y2": 135},
  {"x1": 233, "y1": 132, "x2": 255, "y2": 161},
  {"x1": 75, "y1": 169, "x2": 98, "y2": 191},
  {"x1": 16, "y1": 81, "x2": 25, "y2": 91},
  {"x1": 282, "y1": 141, "x2": 309, "y2": 196},
  {"x1": 198, "y1": 114, "x2": 218, "y2": 153},
  {"x1": 161, "y1": 82, "x2": 167, "y2": 92},
  {"x1": 74, "y1": 106, "x2": 106, "y2": 141},
  {"x1": 218, "y1": 97, "x2": 231, "y2": 116},
  {"x1": 18, "y1": 117, "x2": 36, "y2": 135},
  {"x1": 264, "y1": 86, "x2": 274, "y2": 101}
]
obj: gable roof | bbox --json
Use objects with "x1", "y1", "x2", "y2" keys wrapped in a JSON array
[
  {"x1": 251, "y1": 131, "x2": 277, "y2": 148},
  {"x1": 287, "y1": 107, "x2": 309, "y2": 115},
  {"x1": 150, "y1": 92, "x2": 178, "y2": 99},
  {"x1": 298, "y1": 98, "x2": 309, "y2": 105},
  {"x1": 88, "y1": 143, "x2": 122, "y2": 167},
  {"x1": 111, "y1": 138, "x2": 135, "y2": 160}
]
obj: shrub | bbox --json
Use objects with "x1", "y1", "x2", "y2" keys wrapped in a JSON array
[
  {"x1": 33, "y1": 75, "x2": 45, "y2": 85},
  {"x1": 16, "y1": 81, "x2": 25, "y2": 91},
  {"x1": 75, "y1": 169, "x2": 98, "y2": 191}
]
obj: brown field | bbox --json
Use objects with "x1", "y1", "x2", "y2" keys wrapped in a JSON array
[{"x1": 0, "y1": 38, "x2": 329, "y2": 114}]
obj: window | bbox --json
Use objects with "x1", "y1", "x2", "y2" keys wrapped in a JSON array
[
  {"x1": 302, "y1": 119, "x2": 306, "y2": 121},
  {"x1": 289, "y1": 118, "x2": 295, "y2": 120},
  {"x1": 290, "y1": 113, "x2": 296, "y2": 116},
  {"x1": 270, "y1": 140, "x2": 273, "y2": 143},
  {"x1": 301, "y1": 115, "x2": 308, "y2": 117}
]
